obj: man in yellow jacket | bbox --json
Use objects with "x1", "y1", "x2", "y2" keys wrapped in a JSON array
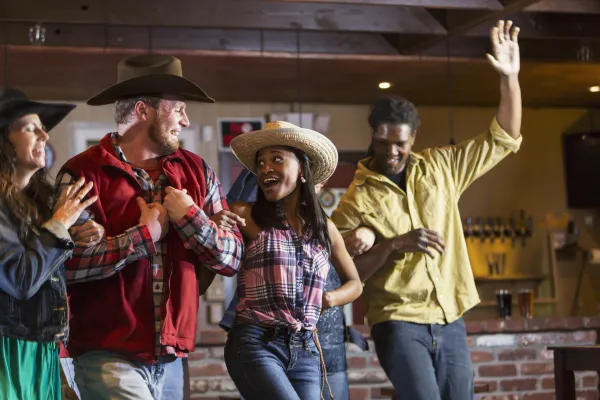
[{"x1": 331, "y1": 20, "x2": 522, "y2": 400}]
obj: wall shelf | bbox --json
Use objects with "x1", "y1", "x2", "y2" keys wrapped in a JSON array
[
  {"x1": 477, "y1": 297, "x2": 558, "y2": 308},
  {"x1": 474, "y1": 274, "x2": 547, "y2": 282}
]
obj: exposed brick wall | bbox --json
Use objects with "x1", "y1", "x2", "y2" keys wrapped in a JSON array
[
  {"x1": 184, "y1": 317, "x2": 600, "y2": 399},
  {"x1": 470, "y1": 331, "x2": 598, "y2": 400}
]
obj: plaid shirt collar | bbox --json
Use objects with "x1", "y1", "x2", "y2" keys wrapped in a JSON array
[{"x1": 108, "y1": 132, "x2": 185, "y2": 166}]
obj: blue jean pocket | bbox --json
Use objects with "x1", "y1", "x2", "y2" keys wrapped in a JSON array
[{"x1": 232, "y1": 325, "x2": 275, "y2": 361}]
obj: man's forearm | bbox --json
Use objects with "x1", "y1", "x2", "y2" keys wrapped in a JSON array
[
  {"x1": 496, "y1": 74, "x2": 521, "y2": 139},
  {"x1": 66, "y1": 224, "x2": 156, "y2": 283}
]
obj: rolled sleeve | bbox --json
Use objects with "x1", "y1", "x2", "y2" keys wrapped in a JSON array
[
  {"x1": 490, "y1": 117, "x2": 522, "y2": 154},
  {"x1": 331, "y1": 197, "x2": 363, "y2": 234},
  {"x1": 177, "y1": 205, "x2": 209, "y2": 235}
]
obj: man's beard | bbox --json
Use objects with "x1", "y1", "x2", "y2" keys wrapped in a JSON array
[
  {"x1": 149, "y1": 118, "x2": 179, "y2": 156},
  {"x1": 375, "y1": 156, "x2": 406, "y2": 176}
]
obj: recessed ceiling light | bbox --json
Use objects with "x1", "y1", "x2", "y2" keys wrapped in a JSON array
[
  {"x1": 589, "y1": 86, "x2": 600, "y2": 93},
  {"x1": 379, "y1": 82, "x2": 391, "y2": 89}
]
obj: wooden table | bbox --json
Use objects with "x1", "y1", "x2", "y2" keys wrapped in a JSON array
[{"x1": 549, "y1": 345, "x2": 600, "y2": 400}]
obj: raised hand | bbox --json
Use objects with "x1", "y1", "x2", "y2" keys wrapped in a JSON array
[
  {"x1": 53, "y1": 177, "x2": 98, "y2": 230},
  {"x1": 136, "y1": 197, "x2": 169, "y2": 242},
  {"x1": 486, "y1": 20, "x2": 520, "y2": 77}
]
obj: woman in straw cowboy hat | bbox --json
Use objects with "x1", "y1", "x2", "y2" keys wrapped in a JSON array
[
  {"x1": 223, "y1": 121, "x2": 363, "y2": 400},
  {"x1": 0, "y1": 87, "x2": 103, "y2": 399},
  {"x1": 220, "y1": 169, "x2": 373, "y2": 400}
]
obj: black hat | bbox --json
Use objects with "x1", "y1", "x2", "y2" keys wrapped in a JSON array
[{"x1": 0, "y1": 87, "x2": 75, "y2": 133}]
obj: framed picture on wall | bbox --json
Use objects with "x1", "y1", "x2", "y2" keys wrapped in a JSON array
[{"x1": 217, "y1": 118, "x2": 265, "y2": 152}]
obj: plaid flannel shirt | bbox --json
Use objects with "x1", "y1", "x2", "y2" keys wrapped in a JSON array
[
  {"x1": 56, "y1": 133, "x2": 243, "y2": 356},
  {"x1": 236, "y1": 225, "x2": 330, "y2": 332}
]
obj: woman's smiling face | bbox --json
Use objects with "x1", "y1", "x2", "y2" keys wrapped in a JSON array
[{"x1": 256, "y1": 146, "x2": 302, "y2": 202}]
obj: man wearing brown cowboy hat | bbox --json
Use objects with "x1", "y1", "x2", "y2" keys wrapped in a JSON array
[{"x1": 56, "y1": 54, "x2": 245, "y2": 399}]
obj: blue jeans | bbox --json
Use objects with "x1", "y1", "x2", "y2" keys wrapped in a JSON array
[
  {"x1": 371, "y1": 318, "x2": 473, "y2": 400},
  {"x1": 327, "y1": 371, "x2": 349, "y2": 400},
  {"x1": 60, "y1": 358, "x2": 81, "y2": 398},
  {"x1": 225, "y1": 324, "x2": 324, "y2": 400},
  {"x1": 71, "y1": 350, "x2": 185, "y2": 399}
]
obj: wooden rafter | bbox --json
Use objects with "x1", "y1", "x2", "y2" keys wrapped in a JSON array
[
  {"x1": 0, "y1": 23, "x2": 399, "y2": 55},
  {"x1": 270, "y1": 0, "x2": 503, "y2": 9},
  {"x1": 390, "y1": 0, "x2": 544, "y2": 54},
  {"x1": 0, "y1": 0, "x2": 444, "y2": 34},
  {"x1": 525, "y1": 0, "x2": 600, "y2": 15},
  {"x1": 464, "y1": 12, "x2": 600, "y2": 41}
]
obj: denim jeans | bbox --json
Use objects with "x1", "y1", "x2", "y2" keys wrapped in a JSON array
[
  {"x1": 71, "y1": 350, "x2": 185, "y2": 399},
  {"x1": 60, "y1": 358, "x2": 81, "y2": 399},
  {"x1": 327, "y1": 371, "x2": 349, "y2": 400},
  {"x1": 371, "y1": 318, "x2": 473, "y2": 400},
  {"x1": 225, "y1": 324, "x2": 324, "y2": 400}
]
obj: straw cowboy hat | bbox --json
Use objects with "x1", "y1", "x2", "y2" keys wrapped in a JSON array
[
  {"x1": 0, "y1": 87, "x2": 75, "y2": 133},
  {"x1": 230, "y1": 121, "x2": 338, "y2": 184},
  {"x1": 87, "y1": 54, "x2": 215, "y2": 105}
]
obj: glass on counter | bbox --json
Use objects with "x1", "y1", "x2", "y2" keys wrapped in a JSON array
[
  {"x1": 517, "y1": 288, "x2": 534, "y2": 319},
  {"x1": 495, "y1": 289, "x2": 512, "y2": 319}
]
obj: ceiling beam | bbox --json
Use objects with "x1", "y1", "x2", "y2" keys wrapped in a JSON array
[
  {"x1": 524, "y1": 0, "x2": 600, "y2": 14},
  {"x1": 423, "y1": 35, "x2": 600, "y2": 62},
  {"x1": 390, "y1": 0, "x2": 544, "y2": 54},
  {"x1": 465, "y1": 12, "x2": 600, "y2": 40},
  {"x1": 270, "y1": 0, "x2": 503, "y2": 10},
  {"x1": 0, "y1": 0, "x2": 445, "y2": 34},
  {"x1": 2, "y1": 44, "x2": 599, "y2": 108},
  {"x1": 0, "y1": 23, "x2": 398, "y2": 55},
  {"x1": 0, "y1": 21, "x2": 593, "y2": 64},
  {"x1": 0, "y1": 45, "x2": 491, "y2": 105}
]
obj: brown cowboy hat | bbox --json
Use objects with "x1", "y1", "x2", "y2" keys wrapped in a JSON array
[{"x1": 86, "y1": 54, "x2": 215, "y2": 105}]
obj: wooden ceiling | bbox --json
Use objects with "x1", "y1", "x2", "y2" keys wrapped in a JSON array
[{"x1": 1, "y1": 0, "x2": 600, "y2": 107}]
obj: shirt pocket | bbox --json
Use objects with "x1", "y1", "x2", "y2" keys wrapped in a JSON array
[{"x1": 415, "y1": 178, "x2": 453, "y2": 230}]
